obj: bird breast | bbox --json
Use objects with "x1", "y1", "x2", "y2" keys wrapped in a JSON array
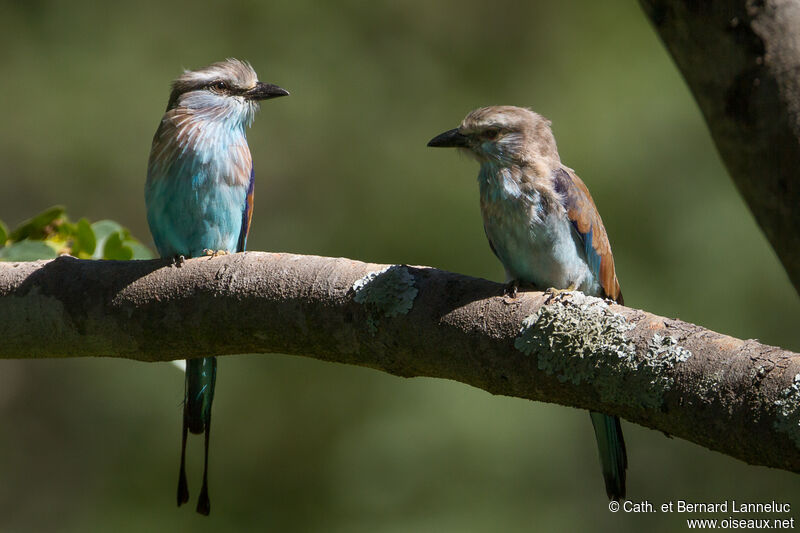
[
  {"x1": 145, "y1": 114, "x2": 253, "y2": 258},
  {"x1": 478, "y1": 165, "x2": 599, "y2": 294}
]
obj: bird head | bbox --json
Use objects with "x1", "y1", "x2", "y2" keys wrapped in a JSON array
[
  {"x1": 427, "y1": 106, "x2": 559, "y2": 167},
  {"x1": 165, "y1": 58, "x2": 289, "y2": 127}
]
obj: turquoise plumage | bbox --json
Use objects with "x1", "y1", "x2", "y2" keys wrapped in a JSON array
[{"x1": 145, "y1": 59, "x2": 288, "y2": 515}]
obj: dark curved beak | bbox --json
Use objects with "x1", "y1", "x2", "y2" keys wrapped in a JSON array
[
  {"x1": 427, "y1": 128, "x2": 469, "y2": 148},
  {"x1": 245, "y1": 82, "x2": 290, "y2": 100}
]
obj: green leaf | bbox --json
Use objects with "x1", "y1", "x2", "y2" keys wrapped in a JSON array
[
  {"x1": 75, "y1": 218, "x2": 96, "y2": 256},
  {"x1": 55, "y1": 220, "x2": 77, "y2": 239},
  {"x1": 103, "y1": 232, "x2": 133, "y2": 260},
  {"x1": 9, "y1": 206, "x2": 66, "y2": 241},
  {"x1": 91, "y1": 220, "x2": 124, "y2": 259},
  {"x1": 126, "y1": 240, "x2": 154, "y2": 260},
  {"x1": 0, "y1": 240, "x2": 58, "y2": 261},
  {"x1": 42, "y1": 239, "x2": 65, "y2": 255},
  {"x1": 3, "y1": 211, "x2": 152, "y2": 261}
]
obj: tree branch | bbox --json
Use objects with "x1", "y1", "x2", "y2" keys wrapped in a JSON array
[
  {"x1": 639, "y1": 0, "x2": 800, "y2": 295},
  {"x1": 1, "y1": 252, "x2": 799, "y2": 474}
]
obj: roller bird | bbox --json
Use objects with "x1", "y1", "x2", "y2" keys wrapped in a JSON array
[
  {"x1": 145, "y1": 58, "x2": 289, "y2": 514},
  {"x1": 428, "y1": 105, "x2": 627, "y2": 500}
]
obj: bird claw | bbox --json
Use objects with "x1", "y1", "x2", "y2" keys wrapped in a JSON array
[
  {"x1": 503, "y1": 280, "x2": 520, "y2": 299},
  {"x1": 544, "y1": 286, "x2": 575, "y2": 304},
  {"x1": 172, "y1": 254, "x2": 186, "y2": 268},
  {"x1": 203, "y1": 249, "x2": 229, "y2": 258}
]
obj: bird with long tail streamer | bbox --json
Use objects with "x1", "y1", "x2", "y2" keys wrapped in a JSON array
[
  {"x1": 428, "y1": 106, "x2": 627, "y2": 501},
  {"x1": 145, "y1": 58, "x2": 288, "y2": 514}
]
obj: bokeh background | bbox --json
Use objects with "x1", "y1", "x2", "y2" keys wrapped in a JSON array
[{"x1": 2, "y1": 1, "x2": 800, "y2": 531}]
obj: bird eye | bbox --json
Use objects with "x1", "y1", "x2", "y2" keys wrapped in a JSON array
[
  {"x1": 210, "y1": 80, "x2": 228, "y2": 91},
  {"x1": 483, "y1": 128, "x2": 501, "y2": 140}
]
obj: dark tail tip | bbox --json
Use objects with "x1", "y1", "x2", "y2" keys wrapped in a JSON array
[
  {"x1": 177, "y1": 470, "x2": 189, "y2": 506},
  {"x1": 177, "y1": 419, "x2": 190, "y2": 506},
  {"x1": 606, "y1": 416, "x2": 628, "y2": 501},
  {"x1": 195, "y1": 413, "x2": 212, "y2": 515},
  {"x1": 196, "y1": 483, "x2": 211, "y2": 515},
  {"x1": 605, "y1": 478, "x2": 626, "y2": 502}
]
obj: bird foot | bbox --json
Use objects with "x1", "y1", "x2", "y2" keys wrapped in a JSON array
[
  {"x1": 172, "y1": 254, "x2": 186, "y2": 268},
  {"x1": 544, "y1": 286, "x2": 576, "y2": 304},
  {"x1": 503, "y1": 280, "x2": 520, "y2": 299},
  {"x1": 203, "y1": 249, "x2": 229, "y2": 258}
]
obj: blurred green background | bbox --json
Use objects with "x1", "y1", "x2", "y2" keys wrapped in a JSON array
[{"x1": 2, "y1": 1, "x2": 800, "y2": 531}]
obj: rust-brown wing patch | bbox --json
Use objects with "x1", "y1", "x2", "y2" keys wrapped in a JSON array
[{"x1": 553, "y1": 167, "x2": 622, "y2": 303}]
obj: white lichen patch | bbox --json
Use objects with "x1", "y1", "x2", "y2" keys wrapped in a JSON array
[
  {"x1": 697, "y1": 370, "x2": 723, "y2": 397},
  {"x1": 773, "y1": 373, "x2": 800, "y2": 448},
  {"x1": 352, "y1": 265, "x2": 418, "y2": 334},
  {"x1": 646, "y1": 334, "x2": 692, "y2": 384},
  {"x1": 514, "y1": 293, "x2": 635, "y2": 383},
  {"x1": 514, "y1": 293, "x2": 692, "y2": 409}
]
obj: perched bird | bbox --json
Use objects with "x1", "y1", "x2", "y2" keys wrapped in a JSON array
[
  {"x1": 145, "y1": 59, "x2": 289, "y2": 514},
  {"x1": 427, "y1": 106, "x2": 627, "y2": 501}
]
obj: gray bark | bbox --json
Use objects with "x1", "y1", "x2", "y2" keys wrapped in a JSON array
[
  {"x1": 1, "y1": 252, "x2": 800, "y2": 473},
  {"x1": 640, "y1": 0, "x2": 800, "y2": 294}
]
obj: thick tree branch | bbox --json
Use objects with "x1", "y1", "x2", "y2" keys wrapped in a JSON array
[
  {"x1": 1, "y1": 252, "x2": 799, "y2": 474},
  {"x1": 640, "y1": 0, "x2": 800, "y2": 294}
]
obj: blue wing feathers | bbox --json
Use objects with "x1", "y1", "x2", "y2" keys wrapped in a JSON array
[
  {"x1": 553, "y1": 167, "x2": 621, "y2": 302},
  {"x1": 586, "y1": 228, "x2": 599, "y2": 278},
  {"x1": 558, "y1": 166, "x2": 600, "y2": 280},
  {"x1": 237, "y1": 165, "x2": 255, "y2": 253},
  {"x1": 570, "y1": 223, "x2": 601, "y2": 281}
]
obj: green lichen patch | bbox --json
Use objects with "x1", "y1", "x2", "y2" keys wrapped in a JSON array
[
  {"x1": 514, "y1": 293, "x2": 692, "y2": 410},
  {"x1": 773, "y1": 373, "x2": 800, "y2": 448},
  {"x1": 352, "y1": 265, "x2": 418, "y2": 334}
]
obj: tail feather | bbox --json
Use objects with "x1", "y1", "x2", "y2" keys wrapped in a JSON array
[
  {"x1": 196, "y1": 417, "x2": 212, "y2": 515},
  {"x1": 589, "y1": 411, "x2": 627, "y2": 501},
  {"x1": 177, "y1": 356, "x2": 217, "y2": 515},
  {"x1": 177, "y1": 420, "x2": 189, "y2": 505}
]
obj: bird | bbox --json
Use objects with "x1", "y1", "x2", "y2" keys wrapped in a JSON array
[
  {"x1": 145, "y1": 58, "x2": 289, "y2": 515},
  {"x1": 427, "y1": 105, "x2": 627, "y2": 501}
]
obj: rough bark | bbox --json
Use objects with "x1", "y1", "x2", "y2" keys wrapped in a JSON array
[
  {"x1": 639, "y1": 0, "x2": 800, "y2": 294},
  {"x1": 1, "y1": 252, "x2": 799, "y2": 473}
]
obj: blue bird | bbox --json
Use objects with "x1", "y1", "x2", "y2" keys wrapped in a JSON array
[
  {"x1": 145, "y1": 59, "x2": 288, "y2": 515},
  {"x1": 428, "y1": 106, "x2": 627, "y2": 501}
]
